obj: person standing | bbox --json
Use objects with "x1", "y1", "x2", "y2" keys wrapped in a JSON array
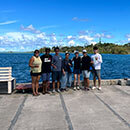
[
  {"x1": 52, "y1": 47, "x2": 62, "y2": 93},
  {"x1": 61, "y1": 52, "x2": 73, "y2": 91},
  {"x1": 40, "y1": 48, "x2": 52, "y2": 94},
  {"x1": 72, "y1": 51, "x2": 82, "y2": 90},
  {"x1": 91, "y1": 46, "x2": 103, "y2": 90},
  {"x1": 29, "y1": 50, "x2": 42, "y2": 96},
  {"x1": 82, "y1": 50, "x2": 91, "y2": 91}
]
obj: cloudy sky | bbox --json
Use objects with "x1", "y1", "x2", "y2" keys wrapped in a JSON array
[{"x1": 0, "y1": 0, "x2": 130, "y2": 52}]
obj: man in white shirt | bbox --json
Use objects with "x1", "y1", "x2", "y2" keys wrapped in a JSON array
[{"x1": 91, "y1": 46, "x2": 103, "y2": 90}]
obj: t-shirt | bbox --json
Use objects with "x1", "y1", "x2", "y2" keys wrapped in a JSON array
[
  {"x1": 82, "y1": 55, "x2": 91, "y2": 70},
  {"x1": 52, "y1": 55, "x2": 62, "y2": 71},
  {"x1": 62, "y1": 59, "x2": 72, "y2": 73},
  {"x1": 40, "y1": 54, "x2": 52, "y2": 73},
  {"x1": 91, "y1": 53, "x2": 103, "y2": 70},
  {"x1": 72, "y1": 57, "x2": 81, "y2": 70}
]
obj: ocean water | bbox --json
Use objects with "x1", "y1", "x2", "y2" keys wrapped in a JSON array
[{"x1": 0, "y1": 53, "x2": 130, "y2": 83}]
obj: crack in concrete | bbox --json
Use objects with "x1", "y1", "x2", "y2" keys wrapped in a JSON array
[
  {"x1": 59, "y1": 93, "x2": 74, "y2": 130},
  {"x1": 8, "y1": 95, "x2": 28, "y2": 130},
  {"x1": 94, "y1": 93, "x2": 130, "y2": 128}
]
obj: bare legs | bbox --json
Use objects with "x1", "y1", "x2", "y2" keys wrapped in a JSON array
[
  {"x1": 42, "y1": 81, "x2": 50, "y2": 93},
  {"x1": 74, "y1": 74, "x2": 80, "y2": 90},
  {"x1": 93, "y1": 77, "x2": 101, "y2": 88},
  {"x1": 32, "y1": 75, "x2": 40, "y2": 96},
  {"x1": 84, "y1": 78, "x2": 89, "y2": 89},
  {"x1": 53, "y1": 81, "x2": 60, "y2": 90}
]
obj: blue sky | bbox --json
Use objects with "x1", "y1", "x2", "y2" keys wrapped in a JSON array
[{"x1": 0, "y1": 0, "x2": 130, "y2": 51}]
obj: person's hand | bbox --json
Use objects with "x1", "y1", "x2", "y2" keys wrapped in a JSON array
[
  {"x1": 63, "y1": 71, "x2": 66, "y2": 75},
  {"x1": 53, "y1": 65, "x2": 57, "y2": 69},
  {"x1": 91, "y1": 61, "x2": 94, "y2": 64},
  {"x1": 35, "y1": 65, "x2": 39, "y2": 68},
  {"x1": 68, "y1": 63, "x2": 71, "y2": 66}
]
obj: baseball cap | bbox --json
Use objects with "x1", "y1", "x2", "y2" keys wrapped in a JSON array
[
  {"x1": 65, "y1": 51, "x2": 70, "y2": 55},
  {"x1": 74, "y1": 50, "x2": 79, "y2": 54},
  {"x1": 82, "y1": 49, "x2": 87, "y2": 53}
]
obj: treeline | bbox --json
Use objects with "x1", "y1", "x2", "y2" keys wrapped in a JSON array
[{"x1": 39, "y1": 43, "x2": 130, "y2": 54}]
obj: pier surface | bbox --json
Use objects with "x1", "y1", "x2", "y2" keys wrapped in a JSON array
[{"x1": 0, "y1": 85, "x2": 130, "y2": 130}]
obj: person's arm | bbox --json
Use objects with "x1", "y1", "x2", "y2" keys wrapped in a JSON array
[
  {"x1": 62, "y1": 59, "x2": 66, "y2": 75},
  {"x1": 90, "y1": 56, "x2": 94, "y2": 64},
  {"x1": 51, "y1": 56, "x2": 57, "y2": 69},
  {"x1": 29, "y1": 57, "x2": 38, "y2": 68},
  {"x1": 96, "y1": 54, "x2": 102, "y2": 63}
]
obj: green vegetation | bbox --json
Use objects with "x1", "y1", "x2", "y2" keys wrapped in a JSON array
[{"x1": 39, "y1": 43, "x2": 130, "y2": 54}]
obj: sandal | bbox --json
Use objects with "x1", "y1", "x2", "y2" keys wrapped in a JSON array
[
  {"x1": 36, "y1": 93, "x2": 40, "y2": 96},
  {"x1": 33, "y1": 93, "x2": 37, "y2": 96}
]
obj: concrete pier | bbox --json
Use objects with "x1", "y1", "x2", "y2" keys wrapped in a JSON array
[{"x1": 0, "y1": 85, "x2": 130, "y2": 130}]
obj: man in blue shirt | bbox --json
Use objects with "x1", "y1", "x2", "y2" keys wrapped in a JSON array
[{"x1": 52, "y1": 47, "x2": 62, "y2": 93}]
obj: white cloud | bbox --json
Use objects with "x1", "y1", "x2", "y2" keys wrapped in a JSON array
[
  {"x1": 126, "y1": 34, "x2": 130, "y2": 38},
  {"x1": 125, "y1": 34, "x2": 130, "y2": 42},
  {"x1": 79, "y1": 35, "x2": 94, "y2": 42},
  {"x1": 91, "y1": 41, "x2": 97, "y2": 45},
  {"x1": 94, "y1": 33, "x2": 113, "y2": 39},
  {"x1": 68, "y1": 40, "x2": 75, "y2": 46},
  {"x1": 67, "y1": 36, "x2": 73, "y2": 39},
  {"x1": 20, "y1": 46, "x2": 25, "y2": 50},
  {"x1": 72, "y1": 17, "x2": 89, "y2": 22},
  {"x1": 0, "y1": 20, "x2": 18, "y2": 25},
  {"x1": 105, "y1": 35, "x2": 113, "y2": 39},
  {"x1": 0, "y1": 48, "x2": 5, "y2": 51},
  {"x1": 21, "y1": 24, "x2": 41, "y2": 34}
]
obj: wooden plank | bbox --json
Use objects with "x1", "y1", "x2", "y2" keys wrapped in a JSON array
[
  {"x1": 0, "y1": 67, "x2": 12, "y2": 69},
  {"x1": 0, "y1": 78, "x2": 15, "y2": 82},
  {"x1": 0, "y1": 71, "x2": 11, "y2": 73},
  {"x1": 0, "y1": 77, "x2": 12, "y2": 79},
  {"x1": 0, "y1": 74, "x2": 11, "y2": 76}
]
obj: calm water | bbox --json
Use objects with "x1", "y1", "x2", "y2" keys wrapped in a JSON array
[{"x1": 0, "y1": 53, "x2": 130, "y2": 83}]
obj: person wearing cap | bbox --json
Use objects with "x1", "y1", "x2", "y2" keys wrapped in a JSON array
[
  {"x1": 91, "y1": 46, "x2": 103, "y2": 90},
  {"x1": 82, "y1": 49, "x2": 92, "y2": 90},
  {"x1": 72, "y1": 50, "x2": 82, "y2": 90},
  {"x1": 40, "y1": 48, "x2": 52, "y2": 94},
  {"x1": 61, "y1": 52, "x2": 73, "y2": 91},
  {"x1": 29, "y1": 50, "x2": 42, "y2": 96}
]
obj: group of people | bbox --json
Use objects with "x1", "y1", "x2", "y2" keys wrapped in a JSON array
[{"x1": 29, "y1": 46, "x2": 102, "y2": 96}]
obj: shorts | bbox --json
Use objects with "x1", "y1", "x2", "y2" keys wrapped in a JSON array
[
  {"x1": 73, "y1": 69, "x2": 81, "y2": 74},
  {"x1": 41, "y1": 73, "x2": 51, "y2": 81},
  {"x1": 82, "y1": 70, "x2": 90, "y2": 78},
  {"x1": 52, "y1": 71, "x2": 62, "y2": 81},
  {"x1": 30, "y1": 71, "x2": 41, "y2": 76},
  {"x1": 92, "y1": 69, "x2": 101, "y2": 79}
]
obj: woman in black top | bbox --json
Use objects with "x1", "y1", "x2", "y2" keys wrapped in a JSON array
[{"x1": 72, "y1": 51, "x2": 81, "y2": 90}]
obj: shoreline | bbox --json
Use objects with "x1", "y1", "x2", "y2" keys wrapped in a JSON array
[
  {"x1": 16, "y1": 79, "x2": 130, "y2": 86},
  {"x1": 0, "y1": 52, "x2": 130, "y2": 55}
]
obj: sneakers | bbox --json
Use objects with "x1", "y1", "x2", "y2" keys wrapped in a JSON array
[
  {"x1": 52, "y1": 89, "x2": 56, "y2": 93},
  {"x1": 73, "y1": 87, "x2": 76, "y2": 91},
  {"x1": 98, "y1": 87, "x2": 102, "y2": 90},
  {"x1": 92, "y1": 86, "x2": 96, "y2": 90},
  {"x1": 92, "y1": 86, "x2": 102, "y2": 90},
  {"x1": 77, "y1": 86, "x2": 80, "y2": 90},
  {"x1": 57, "y1": 89, "x2": 61, "y2": 93}
]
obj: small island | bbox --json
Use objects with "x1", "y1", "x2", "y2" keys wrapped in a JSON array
[{"x1": 39, "y1": 42, "x2": 130, "y2": 54}]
